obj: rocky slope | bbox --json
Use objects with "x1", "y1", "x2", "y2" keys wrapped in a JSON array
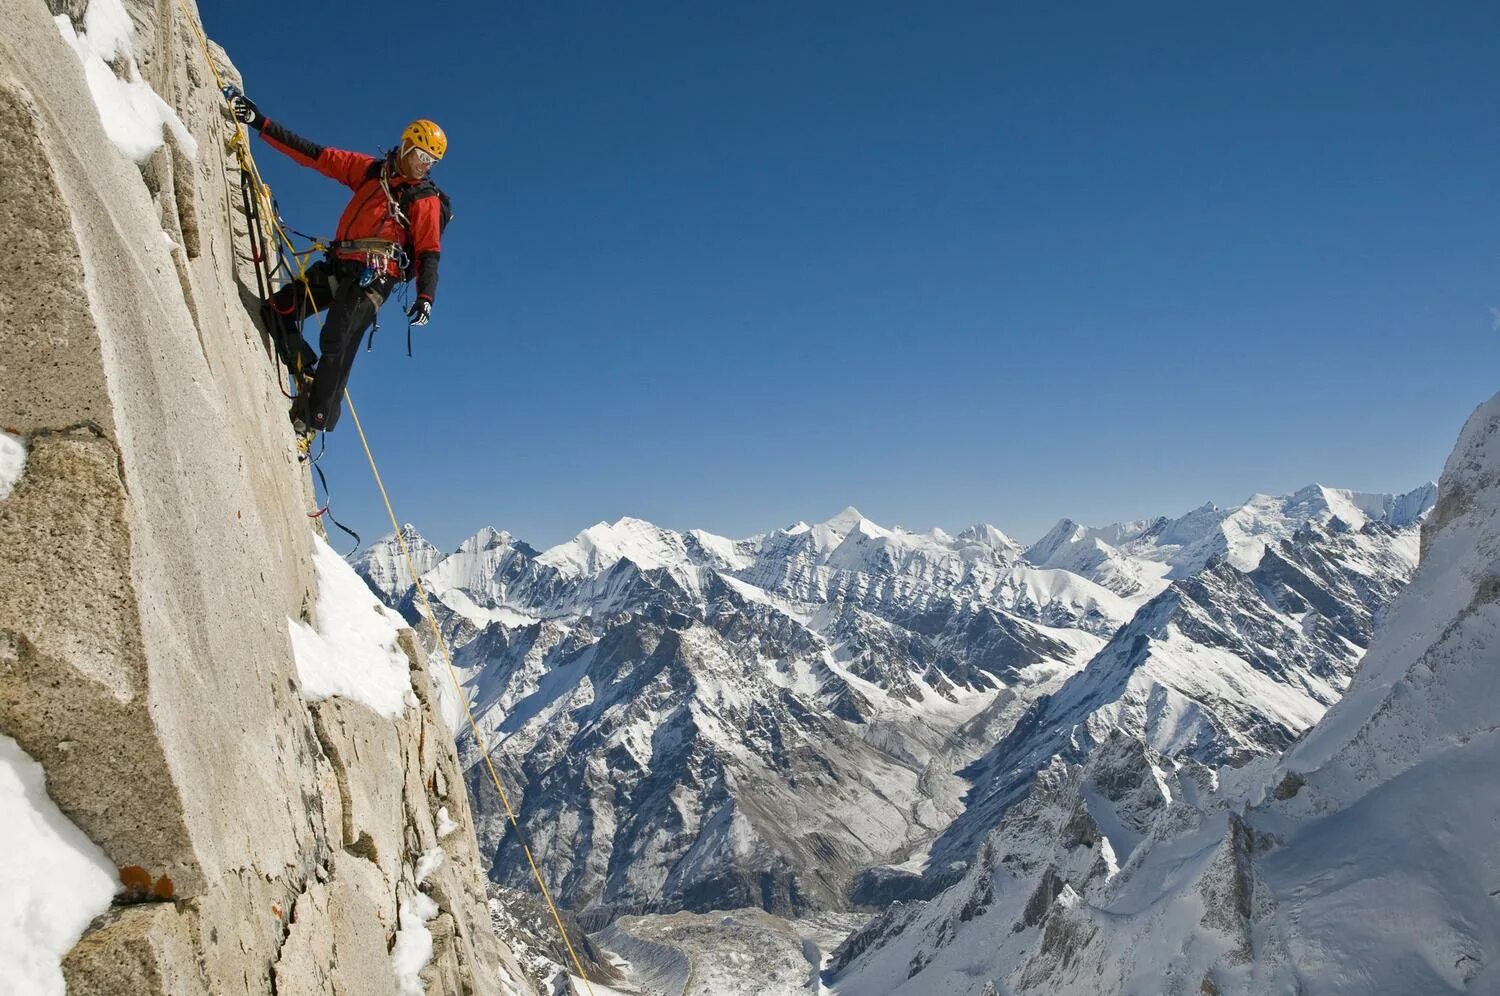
[
  {"x1": 0, "y1": 1, "x2": 532, "y2": 992},
  {"x1": 921, "y1": 511, "x2": 1422, "y2": 888},
  {"x1": 828, "y1": 393, "x2": 1497, "y2": 995},
  {"x1": 355, "y1": 489, "x2": 1428, "y2": 925},
  {"x1": 417, "y1": 510, "x2": 1116, "y2": 918}
]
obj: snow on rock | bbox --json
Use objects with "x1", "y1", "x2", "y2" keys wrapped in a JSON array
[
  {"x1": 289, "y1": 533, "x2": 413, "y2": 717},
  {"x1": 0, "y1": 735, "x2": 117, "y2": 996},
  {"x1": 415, "y1": 846, "x2": 446, "y2": 885},
  {"x1": 392, "y1": 889, "x2": 441, "y2": 996},
  {"x1": 52, "y1": 0, "x2": 196, "y2": 163},
  {"x1": 436, "y1": 806, "x2": 460, "y2": 839},
  {"x1": 0, "y1": 432, "x2": 25, "y2": 501}
]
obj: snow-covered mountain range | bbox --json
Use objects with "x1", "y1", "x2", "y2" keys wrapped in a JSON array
[
  {"x1": 911, "y1": 511, "x2": 1422, "y2": 896},
  {"x1": 825, "y1": 395, "x2": 1500, "y2": 996},
  {"x1": 352, "y1": 482, "x2": 1433, "y2": 931},
  {"x1": 355, "y1": 508, "x2": 1115, "y2": 917}
]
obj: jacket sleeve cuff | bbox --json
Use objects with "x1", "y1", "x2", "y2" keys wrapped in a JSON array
[{"x1": 414, "y1": 250, "x2": 440, "y2": 303}]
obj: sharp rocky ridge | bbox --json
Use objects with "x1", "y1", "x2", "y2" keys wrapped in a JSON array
[{"x1": 352, "y1": 483, "x2": 1435, "y2": 925}]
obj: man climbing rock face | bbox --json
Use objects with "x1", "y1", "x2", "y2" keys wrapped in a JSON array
[{"x1": 228, "y1": 91, "x2": 449, "y2": 437}]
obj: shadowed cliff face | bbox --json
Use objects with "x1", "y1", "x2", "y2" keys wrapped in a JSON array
[{"x1": 0, "y1": 1, "x2": 532, "y2": 992}]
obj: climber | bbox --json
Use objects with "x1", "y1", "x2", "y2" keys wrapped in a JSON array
[{"x1": 227, "y1": 91, "x2": 450, "y2": 438}]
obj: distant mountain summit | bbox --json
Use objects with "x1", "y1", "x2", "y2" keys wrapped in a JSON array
[
  {"x1": 352, "y1": 485, "x2": 1432, "y2": 921},
  {"x1": 1023, "y1": 483, "x2": 1437, "y2": 595}
]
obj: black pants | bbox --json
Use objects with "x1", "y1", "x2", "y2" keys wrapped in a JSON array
[{"x1": 264, "y1": 258, "x2": 392, "y2": 432}]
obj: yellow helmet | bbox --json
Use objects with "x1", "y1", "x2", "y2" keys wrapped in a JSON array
[{"x1": 400, "y1": 119, "x2": 447, "y2": 160}]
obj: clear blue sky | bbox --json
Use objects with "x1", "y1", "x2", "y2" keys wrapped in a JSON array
[{"x1": 205, "y1": 1, "x2": 1499, "y2": 552}]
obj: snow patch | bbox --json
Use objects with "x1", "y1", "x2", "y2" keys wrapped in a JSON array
[
  {"x1": 53, "y1": 1, "x2": 197, "y2": 163},
  {"x1": 289, "y1": 534, "x2": 413, "y2": 718},
  {"x1": 415, "y1": 846, "x2": 445, "y2": 885},
  {"x1": 391, "y1": 890, "x2": 440, "y2": 996},
  {"x1": 0, "y1": 735, "x2": 118, "y2": 996},
  {"x1": 0, "y1": 433, "x2": 26, "y2": 501},
  {"x1": 435, "y1": 807, "x2": 459, "y2": 839},
  {"x1": 434, "y1": 587, "x2": 539, "y2": 629}
]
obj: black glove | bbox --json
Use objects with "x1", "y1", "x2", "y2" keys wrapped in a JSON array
[
  {"x1": 228, "y1": 93, "x2": 262, "y2": 129},
  {"x1": 407, "y1": 298, "x2": 432, "y2": 326}
]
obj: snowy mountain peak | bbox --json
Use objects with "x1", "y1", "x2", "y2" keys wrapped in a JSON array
[
  {"x1": 957, "y1": 522, "x2": 1021, "y2": 556},
  {"x1": 350, "y1": 524, "x2": 444, "y2": 602},
  {"x1": 803, "y1": 505, "x2": 880, "y2": 546},
  {"x1": 1215, "y1": 483, "x2": 1431, "y2": 571},
  {"x1": 1024, "y1": 517, "x2": 1088, "y2": 562},
  {"x1": 686, "y1": 528, "x2": 756, "y2": 571},
  {"x1": 457, "y1": 525, "x2": 514, "y2": 553},
  {"x1": 821, "y1": 505, "x2": 868, "y2": 530},
  {"x1": 1389, "y1": 481, "x2": 1440, "y2": 527},
  {"x1": 536, "y1": 516, "x2": 693, "y2": 577}
]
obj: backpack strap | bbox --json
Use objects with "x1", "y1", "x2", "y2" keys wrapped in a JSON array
[{"x1": 398, "y1": 179, "x2": 440, "y2": 215}]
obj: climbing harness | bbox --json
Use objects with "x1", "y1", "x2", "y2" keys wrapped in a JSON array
[
  {"x1": 326, "y1": 236, "x2": 407, "y2": 289},
  {"x1": 180, "y1": 10, "x2": 596, "y2": 993}
]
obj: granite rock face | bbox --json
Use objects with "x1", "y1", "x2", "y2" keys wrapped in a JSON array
[{"x1": 0, "y1": 1, "x2": 533, "y2": 992}]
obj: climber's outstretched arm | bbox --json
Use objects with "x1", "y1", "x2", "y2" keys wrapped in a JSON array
[{"x1": 228, "y1": 93, "x2": 374, "y2": 190}]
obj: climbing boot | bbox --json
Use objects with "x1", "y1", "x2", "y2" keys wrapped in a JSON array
[{"x1": 289, "y1": 393, "x2": 311, "y2": 434}]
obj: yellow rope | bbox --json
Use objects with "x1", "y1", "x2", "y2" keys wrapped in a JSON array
[
  {"x1": 344, "y1": 396, "x2": 598, "y2": 996},
  {"x1": 174, "y1": 4, "x2": 598, "y2": 991}
]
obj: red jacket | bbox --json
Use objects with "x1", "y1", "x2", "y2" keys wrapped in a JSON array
[{"x1": 258, "y1": 118, "x2": 443, "y2": 301}]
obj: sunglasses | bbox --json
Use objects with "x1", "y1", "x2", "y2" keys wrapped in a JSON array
[{"x1": 403, "y1": 144, "x2": 439, "y2": 168}]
